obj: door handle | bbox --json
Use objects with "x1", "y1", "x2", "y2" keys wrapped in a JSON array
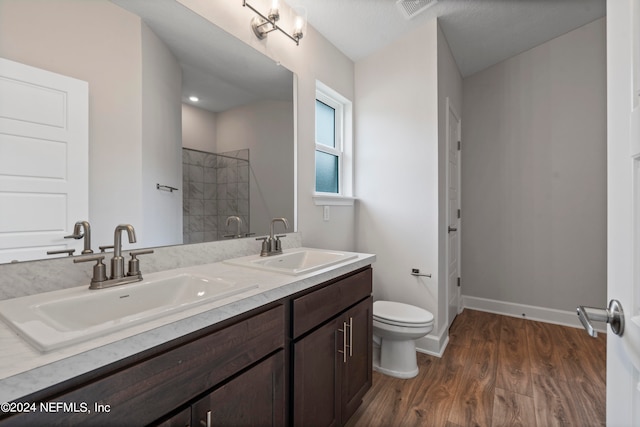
[
  {"x1": 448, "y1": 226, "x2": 457, "y2": 233},
  {"x1": 576, "y1": 299, "x2": 625, "y2": 337}
]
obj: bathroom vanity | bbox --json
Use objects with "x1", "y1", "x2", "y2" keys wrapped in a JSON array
[{"x1": 0, "y1": 250, "x2": 374, "y2": 427}]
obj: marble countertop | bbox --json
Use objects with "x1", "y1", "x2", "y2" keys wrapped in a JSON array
[{"x1": 0, "y1": 249, "x2": 375, "y2": 403}]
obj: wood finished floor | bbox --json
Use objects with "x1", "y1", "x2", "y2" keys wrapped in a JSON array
[{"x1": 346, "y1": 309, "x2": 606, "y2": 427}]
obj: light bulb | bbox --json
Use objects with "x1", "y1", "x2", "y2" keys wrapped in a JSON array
[
  {"x1": 268, "y1": 0, "x2": 280, "y2": 22},
  {"x1": 293, "y1": 15, "x2": 305, "y2": 39}
]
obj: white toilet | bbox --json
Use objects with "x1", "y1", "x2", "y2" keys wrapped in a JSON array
[{"x1": 372, "y1": 300, "x2": 434, "y2": 379}]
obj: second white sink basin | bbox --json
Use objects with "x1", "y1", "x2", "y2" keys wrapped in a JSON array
[
  {"x1": 224, "y1": 248, "x2": 358, "y2": 276},
  {"x1": 0, "y1": 273, "x2": 258, "y2": 352}
]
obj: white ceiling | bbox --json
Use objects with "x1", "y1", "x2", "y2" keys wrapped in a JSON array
[
  {"x1": 113, "y1": 0, "x2": 606, "y2": 112},
  {"x1": 284, "y1": 0, "x2": 606, "y2": 77}
]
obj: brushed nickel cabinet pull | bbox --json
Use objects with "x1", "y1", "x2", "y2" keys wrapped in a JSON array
[
  {"x1": 338, "y1": 322, "x2": 347, "y2": 363},
  {"x1": 348, "y1": 317, "x2": 353, "y2": 357},
  {"x1": 200, "y1": 410, "x2": 212, "y2": 427}
]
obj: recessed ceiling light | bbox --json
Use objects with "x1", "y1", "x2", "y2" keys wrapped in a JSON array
[{"x1": 189, "y1": 96, "x2": 199, "y2": 102}]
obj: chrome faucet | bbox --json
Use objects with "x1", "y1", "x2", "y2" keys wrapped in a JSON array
[
  {"x1": 224, "y1": 216, "x2": 243, "y2": 239},
  {"x1": 257, "y1": 217, "x2": 289, "y2": 256},
  {"x1": 74, "y1": 223, "x2": 153, "y2": 290},
  {"x1": 65, "y1": 221, "x2": 93, "y2": 254},
  {"x1": 111, "y1": 224, "x2": 137, "y2": 279}
]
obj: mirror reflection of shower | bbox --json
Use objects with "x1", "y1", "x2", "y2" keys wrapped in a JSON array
[{"x1": 182, "y1": 148, "x2": 250, "y2": 243}]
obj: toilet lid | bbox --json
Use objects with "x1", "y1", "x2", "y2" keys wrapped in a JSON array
[{"x1": 373, "y1": 301, "x2": 434, "y2": 325}]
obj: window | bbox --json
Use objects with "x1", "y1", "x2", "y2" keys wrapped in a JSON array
[
  {"x1": 315, "y1": 95, "x2": 342, "y2": 193},
  {"x1": 314, "y1": 81, "x2": 352, "y2": 204}
]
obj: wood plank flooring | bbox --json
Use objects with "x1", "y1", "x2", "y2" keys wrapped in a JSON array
[{"x1": 346, "y1": 309, "x2": 606, "y2": 427}]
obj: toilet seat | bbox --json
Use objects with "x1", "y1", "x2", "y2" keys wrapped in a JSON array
[{"x1": 373, "y1": 301, "x2": 434, "y2": 327}]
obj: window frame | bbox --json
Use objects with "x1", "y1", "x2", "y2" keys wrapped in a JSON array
[{"x1": 315, "y1": 91, "x2": 343, "y2": 195}]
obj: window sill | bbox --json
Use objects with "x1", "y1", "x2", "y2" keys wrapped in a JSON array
[{"x1": 313, "y1": 195, "x2": 356, "y2": 206}]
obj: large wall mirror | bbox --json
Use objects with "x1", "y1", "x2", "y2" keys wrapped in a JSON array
[{"x1": 0, "y1": 0, "x2": 295, "y2": 264}]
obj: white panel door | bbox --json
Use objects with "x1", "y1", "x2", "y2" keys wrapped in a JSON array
[
  {"x1": 601, "y1": 0, "x2": 640, "y2": 425},
  {"x1": 446, "y1": 98, "x2": 461, "y2": 329},
  {"x1": 0, "y1": 58, "x2": 88, "y2": 263}
]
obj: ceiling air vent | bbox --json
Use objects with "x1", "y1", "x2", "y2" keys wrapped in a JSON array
[{"x1": 396, "y1": 0, "x2": 438, "y2": 20}]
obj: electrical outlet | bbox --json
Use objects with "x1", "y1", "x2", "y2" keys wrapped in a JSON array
[{"x1": 323, "y1": 205, "x2": 330, "y2": 221}]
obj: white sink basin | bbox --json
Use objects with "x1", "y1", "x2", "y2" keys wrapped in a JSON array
[
  {"x1": 0, "y1": 273, "x2": 258, "y2": 352},
  {"x1": 224, "y1": 248, "x2": 358, "y2": 276}
]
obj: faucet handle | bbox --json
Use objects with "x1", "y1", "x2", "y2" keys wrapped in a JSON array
[
  {"x1": 256, "y1": 236, "x2": 271, "y2": 256},
  {"x1": 99, "y1": 245, "x2": 114, "y2": 253},
  {"x1": 74, "y1": 255, "x2": 107, "y2": 286},
  {"x1": 274, "y1": 235, "x2": 287, "y2": 253},
  {"x1": 47, "y1": 249, "x2": 75, "y2": 257},
  {"x1": 64, "y1": 233, "x2": 83, "y2": 240},
  {"x1": 127, "y1": 249, "x2": 154, "y2": 277}
]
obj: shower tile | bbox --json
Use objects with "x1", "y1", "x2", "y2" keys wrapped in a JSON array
[
  {"x1": 228, "y1": 165, "x2": 238, "y2": 183},
  {"x1": 204, "y1": 199, "x2": 217, "y2": 215},
  {"x1": 238, "y1": 198, "x2": 249, "y2": 215},
  {"x1": 204, "y1": 183, "x2": 216, "y2": 200},
  {"x1": 204, "y1": 153, "x2": 216, "y2": 168},
  {"x1": 204, "y1": 167, "x2": 216, "y2": 184},
  {"x1": 217, "y1": 183, "x2": 227, "y2": 200},
  {"x1": 189, "y1": 199, "x2": 204, "y2": 216},
  {"x1": 238, "y1": 164, "x2": 249, "y2": 183},
  {"x1": 191, "y1": 151, "x2": 206, "y2": 166},
  {"x1": 189, "y1": 232, "x2": 204, "y2": 244},
  {"x1": 190, "y1": 182, "x2": 204, "y2": 199},
  {"x1": 189, "y1": 165, "x2": 204, "y2": 182},
  {"x1": 227, "y1": 182, "x2": 238, "y2": 199},
  {"x1": 217, "y1": 156, "x2": 228, "y2": 168},
  {"x1": 216, "y1": 168, "x2": 228, "y2": 184},
  {"x1": 238, "y1": 182, "x2": 248, "y2": 200},
  {"x1": 189, "y1": 215, "x2": 205, "y2": 232},
  {"x1": 218, "y1": 199, "x2": 229, "y2": 215},
  {"x1": 204, "y1": 215, "x2": 217, "y2": 232}
]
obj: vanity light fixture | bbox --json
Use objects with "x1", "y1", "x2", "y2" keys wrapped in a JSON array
[
  {"x1": 243, "y1": 0, "x2": 306, "y2": 45},
  {"x1": 188, "y1": 96, "x2": 199, "y2": 102}
]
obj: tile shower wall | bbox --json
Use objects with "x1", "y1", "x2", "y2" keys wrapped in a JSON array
[{"x1": 182, "y1": 148, "x2": 250, "y2": 243}]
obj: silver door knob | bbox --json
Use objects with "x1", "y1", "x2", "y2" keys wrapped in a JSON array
[
  {"x1": 448, "y1": 226, "x2": 457, "y2": 233},
  {"x1": 576, "y1": 299, "x2": 624, "y2": 337}
]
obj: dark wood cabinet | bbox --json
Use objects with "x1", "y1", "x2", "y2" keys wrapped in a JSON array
[
  {"x1": 0, "y1": 266, "x2": 372, "y2": 427},
  {"x1": 192, "y1": 351, "x2": 285, "y2": 427},
  {"x1": 155, "y1": 407, "x2": 191, "y2": 427},
  {"x1": 293, "y1": 317, "x2": 342, "y2": 427},
  {"x1": 340, "y1": 297, "x2": 372, "y2": 423},
  {"x1": 292, "y1": 269, "x2": 372, "y2": 427}
]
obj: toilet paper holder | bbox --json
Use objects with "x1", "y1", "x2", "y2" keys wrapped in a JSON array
[{"x1": 411, "y1": 268, "x2": 431, "y2": 278}]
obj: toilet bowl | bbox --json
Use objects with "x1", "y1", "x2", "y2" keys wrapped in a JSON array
[{"x1": 373, "y1": 300, "x2": 434, "y2": 379}]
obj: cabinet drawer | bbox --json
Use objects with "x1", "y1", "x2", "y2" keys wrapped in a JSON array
[
  {"x1": 293, "y1": 268, "x2": 372, "y2": 338},
  {"x1": 2, "y1": 304, "x2": 284, "y2": 427}
]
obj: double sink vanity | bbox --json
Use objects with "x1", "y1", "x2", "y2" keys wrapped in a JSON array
[{"x1": 0, "y1": 243, "x2": 375, "y2": 426}]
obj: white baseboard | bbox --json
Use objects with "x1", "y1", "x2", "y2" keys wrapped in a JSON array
[
  {"x1": 462, "y1": 295, "x2": 606, "y2": 333},
  {"x1": 415, "y1": 329, "x2": 449, "y2": 357}
]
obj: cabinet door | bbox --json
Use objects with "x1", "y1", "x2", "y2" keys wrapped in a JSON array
[
  {"x1": 341, "y1": 297, "x2": 373, "y2": 423},
  {"x1": 293, "y1": 318, "x2": 341, "y2": 427},
  {"x1": 192, "y1": 351, "x2": 285, "y2": 427},
  {"x1": 154, "y1": 407, "x2": 191, "y2": 427}
]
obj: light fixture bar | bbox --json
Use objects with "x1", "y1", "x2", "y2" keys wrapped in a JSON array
[{"x1": 243, "y1": 0, "x2": 301, "y2": 45}]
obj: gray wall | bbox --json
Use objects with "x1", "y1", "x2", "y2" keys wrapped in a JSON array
[{"x1": 461, "y1": 18, "x2": 607, "y2": 313}]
